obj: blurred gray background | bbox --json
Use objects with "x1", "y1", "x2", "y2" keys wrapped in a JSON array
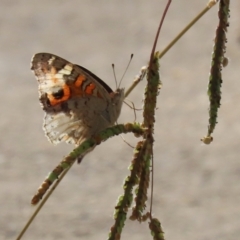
[{"x1": 1, "y1": 0, "x2": 240, "y2": 239}]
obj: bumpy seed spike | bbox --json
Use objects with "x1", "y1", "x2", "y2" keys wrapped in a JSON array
[
  {"x1": 142, "y1": 211, "x2": 151, "y2": 222},
  {"x1": 149, "y1": 218, "x2": 165, "y2": 240},
  {"x1": 130, "y1": 139, "x2": 152, "y2": 221},
  {"x1": 128, "y1": 141, "x2": 145, "y2": 179},
  {"x1": 130, "y1": 52, "x2": 161, "y2": 222},
  {"x1": 31, "y1": 145, "x2": 93, "y2": 205},
  {"x1": 108, "y1": 141, "x2": 144, "y2": 239},
  {"x1": 142, "y1": 51, "x2": 161, "y2": 130},
  {"x1": 202, "y1": 0, "x2": 230, "y2": 144},
  {"x1": 31, "y1": 123, "x2": 144, "y2": 205}
]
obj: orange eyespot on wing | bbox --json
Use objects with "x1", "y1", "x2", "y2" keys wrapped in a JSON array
[{"x1": 46, "y1": 84, "x2": 71, "y2": 106}]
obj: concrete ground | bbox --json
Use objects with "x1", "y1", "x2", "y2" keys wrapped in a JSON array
[{"x1": 1, "y1": 0, "x2": 240, "y2": 239}]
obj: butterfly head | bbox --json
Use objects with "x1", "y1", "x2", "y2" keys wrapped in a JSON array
[{"x1": 110, "y1": 88, "x2": 125, "y2": 123}]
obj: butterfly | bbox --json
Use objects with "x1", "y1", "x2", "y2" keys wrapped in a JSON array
[{"x1": 31, "y1": 53, "x2": 125, "y2": 148}]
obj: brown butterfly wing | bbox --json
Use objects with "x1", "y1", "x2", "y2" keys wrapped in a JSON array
[{"x1": 31, "y1": 53, "x2": 124, "y2": 145}]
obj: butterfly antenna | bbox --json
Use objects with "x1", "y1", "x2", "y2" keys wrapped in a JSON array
[
  {"x1": 118, "y1": 53, "x2": 134, "y2": 88},
  {"x1": 112, "y1": 63, "x2": 118, "y2": 89}
]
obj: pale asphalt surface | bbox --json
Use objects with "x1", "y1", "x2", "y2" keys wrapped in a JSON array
[{"x1": 0, "y1": 1, "x2": 240, "y2": 240}]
